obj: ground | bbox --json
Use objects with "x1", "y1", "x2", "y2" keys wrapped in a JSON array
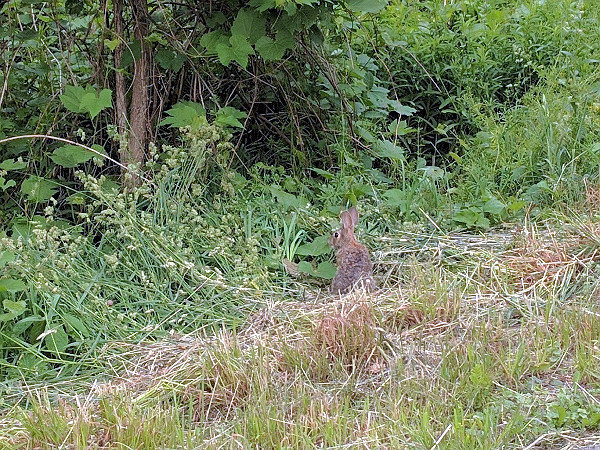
[{"x1": 3, "y1": 221, "x2": 600, "y2": 449}]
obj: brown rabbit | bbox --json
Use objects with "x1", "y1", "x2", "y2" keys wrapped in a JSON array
[{"x1": 329, "y1": 207, "x2": 376, "y2": 294}]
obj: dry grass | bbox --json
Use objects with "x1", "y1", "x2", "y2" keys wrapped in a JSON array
[{"x1": 4, "y1": 220, "x2": 600, "y2": 448}]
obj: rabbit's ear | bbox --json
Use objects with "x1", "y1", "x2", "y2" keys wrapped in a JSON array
[
  {"x1": 348, "y1": 207, "x2": 359, "y2": 225},
  {"x1": 341, "y1": 208, "x2": 357, "y2": 231}
]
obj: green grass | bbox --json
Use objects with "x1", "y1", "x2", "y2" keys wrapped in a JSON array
[{"x1": 3, "y1": 215, "x2": 600, "y2": 448}]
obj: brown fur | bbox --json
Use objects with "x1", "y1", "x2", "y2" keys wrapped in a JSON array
[{"x1": 329, "y1": 207, "x2": 376, "y2": 294}]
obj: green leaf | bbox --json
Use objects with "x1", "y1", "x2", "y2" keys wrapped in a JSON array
[
  {"x1": 155, "y1": 49, "x2": 186, "y2": 71},
  {"x1": 255, "y1": 30, "x2": 294, "y2": 61},
  {"x1": 159, "y1": 101, "x2": 206, "y2": 128},
  {"x1": 21, "y1": 176, "x2": 57, "y2": 202},
  {"x1": 206, "y1": 11, "x2": 227, "y2": 27},
  {"x1": 389, "y1": 119, "x2": 417, "y2": 136},
  {"x1": 51, "y1": 145, "x2": 96, "y2": 168},
  {"x1": 231, "y1": 9, "x2": 266, "y2": 44},
  {"x1": 310, "y1": 168, "x2": 334, "y2": 179},
  {"x1": 383, "y1": 189, "x2": 409, "y2": 207},
  {"x1": 215, "y1": 106, "x2": 247, "y2": 129},
  {"x1": 249, "y1": 0, "x2": 276, "y2": 12},
  {"x1": 216, "y1": 35, "x2": 255, "y2": 68},
  {"x1": 200, "y1": 30, "x2": 230, "y2": 54},
  {"x1": 60, "y1": 85, "x2": 112, "y2": 119},
  {"x1": 373, "y1": 140, "x2": 405, "y2": 160},
  {"x1": 0, "y1": 300, "x2": 27, "y2": 322},
  {"x1": 0, "y1": 158, "x2": 27, "y2": 171},
  {"x1": 269, "y1": 186, "x2": 306, "y2": 210},
  {"x1": 63, "y1": 313, "x2": 89, "y2": 337},
  {"x1": 346, "y1": 0, "x2": 388, "y2": 13},
  {"x1": 60, "y1": 85, "x2": 87, "y2": 113},
  {"x1": 44, "y1": 325, "x2": 69, "y2": 355},
  {"x1": 104, "y1": 38, "x2": 120, "y2": 51},
  {"x1": 79, "y1": 89, "x2": 112, "y2": 119},
  {"x1": 0, "y1": 279, "x2": 26, "y2": 293},
  {"x1": 483, "y1": 198, "x2": 506, "y2": 215},
  {"x1": 297, "y1": 260, "x2": 316, "y2": 276},
  {"x1": 297, "y1": 260, "x2": 335, "y2": 279},
  {"x1": 315, "y1": 261, "x2": 336, "y2": 279},
  {"x1": 119, "y1": 40, "x2": 141, "y2": 69},
  {"x1": 0, "y1": 177, "x2": 16, "y2": 191},
  {"x1": 0, "y1": 251, "x2": 15, "y2": 269},
  {"x1": 296, "y1": 235, "x2": 330, "y2": 257}
]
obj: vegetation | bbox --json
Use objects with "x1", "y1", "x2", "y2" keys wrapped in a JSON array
[{"x1": 1, "y1": 0, "x2": 600, "y2": 447}]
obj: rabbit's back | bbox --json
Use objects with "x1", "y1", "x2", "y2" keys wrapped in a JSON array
[{"x1": 332, "y1": 242, "x2": 375, "y2": 293}]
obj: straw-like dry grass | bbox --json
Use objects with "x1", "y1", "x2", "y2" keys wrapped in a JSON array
[{"x1": 3, "y1": 220, "x2": 600, "y2": 449}]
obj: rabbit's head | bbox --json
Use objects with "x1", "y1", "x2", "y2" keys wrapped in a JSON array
[{"x1": 328, "y1": 207, "x2": 359, "y2": 250}]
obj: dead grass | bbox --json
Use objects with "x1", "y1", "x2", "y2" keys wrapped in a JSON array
[{"x1": 5, "y1": 220, "x2": 600, "y2": 448}]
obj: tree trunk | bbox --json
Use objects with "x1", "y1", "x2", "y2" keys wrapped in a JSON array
[
  {"x1": 118, "y1": 0, "x2": 150, "y2": 188},
  {"x1": 113, "y1": 0, "x2": 127, "y2": 136}
]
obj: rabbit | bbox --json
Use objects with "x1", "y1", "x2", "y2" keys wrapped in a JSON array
[{"x1": 329, "y1": 206, "x2": 376, "y2": 294}]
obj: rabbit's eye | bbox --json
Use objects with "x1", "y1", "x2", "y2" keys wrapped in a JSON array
[{"x1": 334, "y1": 232, "x2": 339, "y2": 238}]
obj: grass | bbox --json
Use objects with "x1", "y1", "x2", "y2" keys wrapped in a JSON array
[{"x1": 3, "y1": 209, "x2": 600, "y2": 449}]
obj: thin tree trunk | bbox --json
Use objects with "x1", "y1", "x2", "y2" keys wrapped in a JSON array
[
  {"x1": 113, "y1": 0, "x2": 127, "y2": 136},
  {"x1": 125, "y1": 0, "x2": 150, "y2": 187}
]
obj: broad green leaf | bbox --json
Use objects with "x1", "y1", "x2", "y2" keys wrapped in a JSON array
[
  {"x1": 44, "y1": 325, "x2": 69, "y2": 355},
  {"x1": 269, "y1": 186, "x2": 306, "y2": 210},
  {"x1": 249, "y1": 0, "x2": 276, "y2": 12},
  {"x1": 310, "y1": 167, "x2": 334, "y2": 179},
  {"x1": 422, "y1": 166, "x2": 444, "y2": 180},
  {"x1": 483, "y1": 197, "x2": 506, "y2": 215},
  {"x1": 63, "y1": 313, "x2": 89, "y2": 337},
  {"x1": 296, "y1": 235, "x2": 330, "y2": 257},
  {"x1": 79, "y1": 89, "x2": 112, "y2": 119},
  {"x1": 12, "y1": 315, "x2": 43, "y2": 335},
  {"x1": 346, "y1": 0, "x2": 388, "y2": 13},
  {"x1": 0, "y1": 251, "x2": 15, "y2": 268},
  {"x1": 60, "y1": 85, "x2": 87, "y2": 113},
  {"x1": 373, "y1": 140, "x2": 405, "y2": 160},
  {"x1": 0, "y1": 300, "x2": 27, "y2": 322},
  {"x1": 155, "y1": 49, "x2": 186, "y2": 71},
  {"x1": 388, "y1": 119, "x2": 417, "y2": 136},
  {"x1": 508, "y1": 199, "x2": 527, "y2": 212},
  {"x1": 60, "y1": 85, "x2": 112, "y2": 119},
  {"x1": 66, "y1": 193, "x2": 86, "y2": 205},
  {"x1": 297, "y1": 260, "x2": 335, "y2": 279},
  {"x1": 51, "y1": 145, "x2": 95, "y2": 168},
  {"x1": 21, "y1": 176, "x2": 57, "y2": 202},
  {"x1": 216, "y1": 35, "x2": 254, "y2": 68},
  {"x1": 206, "y1": 11, "x2": 227, "y2": 27},
  {"x1": 0, "y1": 177, "x2": 16, "y2": 191},
  {"x1": 383, "y1": 189, "x2": 407, "y2": 207},
  {"x1": 315, "y1": 261, "x2": 336, "y2": 279},
  {"x1": 159, "y1": 101, "x2": 206, "y2": 128},
  {"x1": 104, "y1": 38, "x2": 120, "y2": 51},
  {"x1": 256, "y1": 31, "x2": 294, "y2": 61},
  {"x1": 0, "y1": 158, "x2": 27, "y2": 171},
  {"x1": 453, "y1": 208, "x2": 490, "y2": 229},
  {"x1": 119, "y1": 40, "x2": 141, "y2": 69},
  {"x1": 390, "y1": 102, "x2": 417, "y2": 117},
  {"x1": 200, "y1": 30, "x2": 230, "y2": 54},
  {"x1": 297, "y1": 260, "x2": 316, "y2": 276},
  {"x1": 0, "y1": 279, "x2": 26, "y2": 293},
  {"x1": 215, "y1": 106, "x2": 247, "y2": 128},
  {"x1": 231, "y1": 9, "x2": 266, "y2": 44}
]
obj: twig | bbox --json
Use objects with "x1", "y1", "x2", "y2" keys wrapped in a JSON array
[{"x1": 0, "y1": 134, "x2": 154, "y2": 185}]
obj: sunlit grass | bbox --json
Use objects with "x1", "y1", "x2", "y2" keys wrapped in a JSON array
[{"x1": 4, "y1": 217, "x2": 600, "y2": 448}]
